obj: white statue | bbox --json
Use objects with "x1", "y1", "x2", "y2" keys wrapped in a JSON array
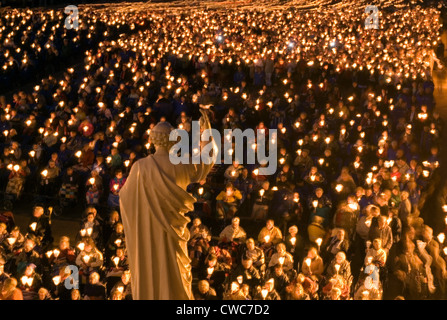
[{"x1": 120, "y1": 110, "x2": 216, "y2": 299}]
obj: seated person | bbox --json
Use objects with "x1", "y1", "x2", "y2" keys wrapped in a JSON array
[{"x1": 216, "y1": 183, "x2": 243, "y2": 220}]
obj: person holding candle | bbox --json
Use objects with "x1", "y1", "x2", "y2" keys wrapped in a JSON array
[
  {"x1": 229, "y1": 257, "x2": 261, "y2": 297},
  {"x1": 268, "y1": 243, "x2": 295, "y2": 278},
  {"x1": 251, "y1": 181, "x2": 273, "y2": 222},
  {"x1": 254, "y1": 278, "x2": 281, "y2": 300},
  {"x1": 107, "y1": 169, "x2": 126, "y2": 209},
  {"x1": 325, "y1": 251, "x2": 352, "y2": 285},
  {"x1": 293, "y1": 149, "x2": 313, "y2": 179},
  {"x1": 301, "y1": 247, "x2": 324, "y2": 282},
  {"x1": 420, "y1": 225, "x2": 447, "y2": 296},
  {"x1": 47, "y1": 236, "x2": 76, "y2": 276},
  {"x1": 17, "y1": 263, "x2": 42, "y2": 300},
  {"x1": 222, "y1": 281, "x2": 246, "y2": 300},
  {"x1": 110, "y1": 270, "x2": 132, "y2": 300},
  {"x1": 265, "y1": 264, "x2": 290, "y2": 300},
  {"x1": 257, "y1": 219, "x2": 283, "y2": 256},
  {"x1": 324, "y1": 229, "x2": 350, "y2": 263},
  {"x1": 308, "y1": 188, "x2": 332, "y2": 228},
  {"x1": 58, "y1": 166, "x2": 80, "y2": 207},
  {"x1": 368, "y1": 215, "x2": 393, "y2": 256},
  {"x1": 75, "y1": 237, "x2": 104, "y2": 288},
  {"x1": 83, "y1": 272, "x2": 106, "y2": 300},
  {"x1": 224, "y1": 160, "x2": 244, "y2": 183},
  {"x1": 26, "y1": 206, "x2": 53, "y2": 252},
  {"x1": 219, "y1": 217, "x2": 247, "y2": 246},
  {"x1": 188, "y1": 218, "x2": 211, "y2": 269},
  {"x1": 216, "y1": 182, "x2": 243, "y2": 221},
  {"x1": 78, "y1": 211, "x2": 103, "y2": 248},
  {"x1": 198, "y1": 254, "x2": 228, "y2": 299},
  {"x1": 5, "y1": 159, "x2": 29, "y2": 200},
  {"x1": 189, "y1": 180, "x2": 213, "y2": 219},
  {"x1": 240, "y1": 238, "x2": 265, "y2": 275}
]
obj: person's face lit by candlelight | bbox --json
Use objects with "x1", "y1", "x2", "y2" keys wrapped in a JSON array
[{"x1": 232, "y1": 217, "x2": 240, "y2": 229}]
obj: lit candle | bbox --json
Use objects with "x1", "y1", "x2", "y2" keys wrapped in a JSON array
[
  {"x1": 83, "y1": 255, "x2": 91, "y2": 263},
  {"x1": 30, "y1": 222, "x2": 37, "y2": 231},
  {"x1": 115, "y1": 239, "x2": 122, "y2": 246},
  {"x1": 52, "y1": 275, "x2": 61, "y2": 286},
  {"x1": 113, "y1": 256, "x2": 120, "y2": 267},
  {"x1": 53, "y1": 249, "x2": 60, "y2": 258},
  {"x1": 278, "y1": 257, "x2": 285, "y2": 265},
  {"x1": 87, "y1": 228, "x2": 93, "y2": 236},
  {"x1": 335, "y1": 184, "x2": 343, "y2": 193},
  {"x1": 77, "y1": 242, "x2": 85, "y2": 251},
  {"x1": 335, "y1": 264, "x2": 340, "y2": 273},
  {"x1": 261, "y1": 289, "x2": 268, "y2": 299},
  {"x1": 21, "y1": 276, "x2": 28, "y2": 286},
  {"x1": 316, "y1": 238, "x2": 322, "y2": 250},
  {"x1": 438, "y1": 233, "x2": 445, "y2": 244},
  {"x1": 290, "y1": 237, "x2": 296, "y2": 246},
  {"x1": 305, "y1": 258, "x2": 311, "y2": 268},
  {"x1": 264, "y1": 235, "x2": 270, "y2": 243},
  {"x1": 80, "y1": 229, "x2": 86, "y2": 237}
]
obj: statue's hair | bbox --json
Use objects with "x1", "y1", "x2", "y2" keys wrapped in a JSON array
[{"x1": 149, "y1": 121, "x2": 176, "y2": 149}]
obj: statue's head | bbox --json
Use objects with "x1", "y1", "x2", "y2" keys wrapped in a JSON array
[{"x1": 149, "y1": 121, "x2": 175, "y2": 150}]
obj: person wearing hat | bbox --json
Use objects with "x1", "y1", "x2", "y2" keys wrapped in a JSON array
[
  {"x1": 285, "y1": 225, "x2": 305, "y2": 270},
  {"x1": 119, "y1": 110, "x2": 217, "y2": 300}
]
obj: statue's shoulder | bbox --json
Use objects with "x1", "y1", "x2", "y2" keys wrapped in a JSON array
[{"x1": 133, "y1": 156, "x2": 154, "y2": 171}]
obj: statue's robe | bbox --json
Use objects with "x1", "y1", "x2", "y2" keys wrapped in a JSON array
[{"x1": 120, "y1": 148, "x2": 213, "y2": 299}]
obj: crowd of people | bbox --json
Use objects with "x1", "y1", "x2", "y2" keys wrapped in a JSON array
[{"x1": 0, "y1": 0, "x2": 446, "y2": 300}]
